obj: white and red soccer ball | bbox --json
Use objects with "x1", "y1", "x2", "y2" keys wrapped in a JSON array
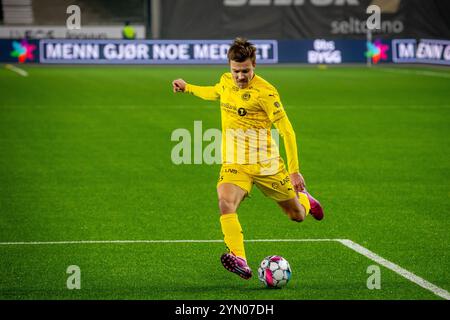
[{"x1": 257, "y1": 255, "x2": 292, "y2": 288}]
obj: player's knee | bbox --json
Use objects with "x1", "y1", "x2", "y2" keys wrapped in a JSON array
[
  {"x1": 218, "y1": 198, "x2": 238, "y2": 214},
  {"x1": 287, "y1": 206, "x2": 306, "y2": 222},
  {"x1": 289, "y1": 213, "x2": 305, "y2": 222}
]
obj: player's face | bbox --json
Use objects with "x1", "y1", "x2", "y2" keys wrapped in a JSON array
[{"x1": 230, "y1": 59, "x2": 255, "y2": 89}]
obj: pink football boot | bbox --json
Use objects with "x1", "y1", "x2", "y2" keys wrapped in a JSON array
[
  {"x1": 220, "y1": 253, "x2": 253, "y2": 280},
  {"x1": 301, "y1": 189, "x2": 324, "y2": 221}
]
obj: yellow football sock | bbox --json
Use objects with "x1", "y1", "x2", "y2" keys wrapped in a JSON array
[
  {"x1": 298, "y1": 192, "x2": 311, "y2": 216},
  {"x1": 220, "y1": 213, "x2": 246, "y2": 260}
]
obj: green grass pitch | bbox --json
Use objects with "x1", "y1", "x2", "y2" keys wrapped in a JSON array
[{"x1": 0, "y1": 64, "x2": 449, "y2": 300}]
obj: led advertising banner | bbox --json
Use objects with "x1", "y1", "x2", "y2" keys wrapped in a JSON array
[
  {"x1": 39, "y1": 39, "x2": 278, "y2": 64},
  {"x1": 278, "y1": 39, "x2": 370, "y2": 64},
  {"x1": 392, "y1": 39, "x2": 450, "y2": 66},
  {"x1": 1, "y1": 38, "x2": 447, "y2": 66},
  {"x1": 37, "y1": 39, "x2": 392, "y2": 65},
  {"x1": 0, "y1": 39, "x2": 39, "y2": 63},
  {"x1": 277, "y1": 39, "x2": 392, "y2": 64}
]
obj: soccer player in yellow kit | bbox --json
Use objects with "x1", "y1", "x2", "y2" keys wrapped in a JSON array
[{"x1": 172, "y1": 38, "x2": 323, "y2": 280}]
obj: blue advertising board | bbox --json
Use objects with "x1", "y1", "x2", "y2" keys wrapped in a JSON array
[
  {"x1": 36, "y1": 39, "x2": 393, "y2": 65},
  {"x1": 278, "y1": 39, "x2": 392, "y2": 64},
  {"x1": 0, "y1": 39, "x2": 39, "y2": 63},
  {"x1": 39, "y1": 39, "x2": 278, "y2": 64},
  {"x1": 392, "y1": 39, "x2": 450, "y2": 66},
  {"x1": 2, "y1": 38, "x2": 448, "y2": 66},
  {"x1": 279, "y1": 39, "x2": 364, "y2": 64}
]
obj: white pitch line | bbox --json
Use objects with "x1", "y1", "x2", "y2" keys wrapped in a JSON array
[
  {"x1": 378, "y1": 68, "x2": 450, "y2": 79},
  {"x1": 0, "y1": 238, "x2": 340, "y2": 246},
  {"x1": 4, "y1": 64, "x2": 29, "y2": 77},
  {"x1": 0, "y1": 239, "x2": 223, "y2": 245},
  {"x1": 0, "y1": 238, "x2": 447, "y2": 300},
  {"x1": 338, "y1": 239, "x2": 450, "y2": 300},
  {"x1": 246, "y1": 238, "x2": 342, "y2": 242}
]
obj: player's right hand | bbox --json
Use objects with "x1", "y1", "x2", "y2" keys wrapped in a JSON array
[
  {"x1": 172, "y1": 79, "x2": 187, "y2": 93},
  {"x1": 290, "y1": 172, "x2": 306, "y2": 193}
]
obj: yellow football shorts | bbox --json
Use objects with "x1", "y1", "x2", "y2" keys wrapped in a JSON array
[{"x1": 217, "y1": 157, "x2": 297, "y2": 202}]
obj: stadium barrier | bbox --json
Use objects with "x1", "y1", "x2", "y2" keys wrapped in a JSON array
[
  {"x1": 1, "y1": 38, "x2": 449, "y2": 66},
  {"x1": 0, "y1": 26, "x2": 147, "y2": 40}
]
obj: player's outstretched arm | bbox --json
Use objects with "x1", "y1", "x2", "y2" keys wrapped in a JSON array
[{"x1": 171, "y1": 78, "x2": 221, "y2": 101}]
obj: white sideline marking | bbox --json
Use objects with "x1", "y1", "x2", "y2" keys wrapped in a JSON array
[
  {"x1": 0, "y1": 238, "x2": 448, "y2": 300},
  {"x1": 0, "y1": 239, "x2": 223, "y2": 245},
  {"x1": 246, "y1": 238, "x2": 341, "y2": 242},
  {"x1": 5, "y1": 64, "x2": 28, "y2": 77},
  {"x1": 338, "y1": 239, "x2": 450, "y2": 300},
  {"x1": 379, "y1": 68, "x2": 450, "y2": 79},
  {"x1": 0, "y1": 238, "x2": 339, "y2": 245}
]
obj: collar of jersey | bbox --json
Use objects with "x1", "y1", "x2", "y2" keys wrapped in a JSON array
[{"x1": 238, "y1": 74, "x2": 256, "y2": 91}]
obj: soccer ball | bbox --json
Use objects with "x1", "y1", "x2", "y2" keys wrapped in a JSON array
[{"x1": 257, "y1": 255, "x2": 292, "y2": 288}]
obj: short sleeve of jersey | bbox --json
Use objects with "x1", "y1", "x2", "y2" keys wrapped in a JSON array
[{"x1": 258, "y1": 89, "x2": 286, "y2": 123}]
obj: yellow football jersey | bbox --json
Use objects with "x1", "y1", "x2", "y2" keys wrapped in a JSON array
[{"x1": 185, "y1": 72, "x2": 299, "y2": 173}]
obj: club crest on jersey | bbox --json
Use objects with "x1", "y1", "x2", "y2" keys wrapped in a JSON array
[
  {"x1": 237, "y1": 108, "x2": 247, "y2": 116},
  {"x1": 241, "y1": 92, "x2": 251, "y2": 101}
]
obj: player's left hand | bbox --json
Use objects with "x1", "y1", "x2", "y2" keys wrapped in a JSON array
[{"x1": 290, "y1": 172, "x2": 306, "y2": 193}]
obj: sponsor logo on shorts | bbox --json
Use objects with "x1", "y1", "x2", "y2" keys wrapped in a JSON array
[
  {"x1": 224, "y1": 168, "x2": 238, "y2": 174},
  {"x1": 280, "y1": 176, "x2": 290, "y2": 186}
]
